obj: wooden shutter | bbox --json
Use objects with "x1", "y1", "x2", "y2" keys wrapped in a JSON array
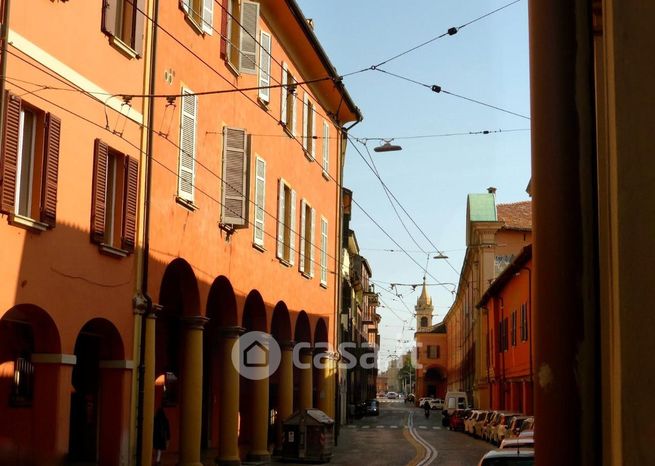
[
  {"x1": 40, "y1": 113, "x2": 61, "y2": 227},
  {"x1": 202, "y1": 0, "x2": 214, "y2": 34},
  {"x1": 1, "y1": 93, "x2": 21, "y2": 214},
  {"x1": 91, "y1": 139, "x2": 109, "y2": 244},
  {"x1": 299, "y1": 199, "x2": 306, "y2": 273},
  {"x1": 121, "y1": 156, "x2": 138, "y2": 252},
  {"x1": 320, "y1": 218, "x2": 328, "y2": 285},
  {"x1": 239, "y1": 0, "x2": 259, "y2": 73},
  {"x1": 322, "y1": 121, "x2": 329, "y2": 174},
  {"x1": 221, "y1": 127, "x2": 248, "y2": 226},
  {"x1": 220, "y1": 0, "x2": 229, "y2": 58},
  {"x1": 253, "y1": 157, "x2": 266, "y2": 246},
  {"x1": 178, "y1": 89, "x2": 196, "y2": 202},
  {"x1": 291, "y1": 78, "x2": 297, "y2": 136},
  {"x1": 134, "y1": 0, "x2": 146, "y2": 57},
  {"x1": 276, "y1": 179, "x2": 285, "y2": 259},
  {"x1": 309, "y1": 207, "x2": 316, "y2": 277},
  {"x1": 258, "y1": 32, "x2": 271, "y2": 102},
  {"x1": 102, "y1": 0, "x2": 119, "y2": 36},
  {"x1": 289, "y1": 189, "x2": 296, "y2": 265},
  {"x1": 310, "y1": 103, "x2": 316, "y2": 159},
  {"x1": 280, "y1": 64, "x2": 288, "y2": 125},
  {"x1": 302, "y1": 95, "x2": 308, "y2": 150}
]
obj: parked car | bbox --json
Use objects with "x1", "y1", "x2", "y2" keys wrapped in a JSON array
[
  {"x1": 365, "y1": 399, "x2": 380, "y2": 416},
  {"x1": 473, "y1": 411, "x2": 491, "y2": 438},
  {"x1": 499, "y1": 437, "x2": 535, "y2": 450},
  {"x1": 386, "y1": 391, "x2": 398, "y2": 399},
  {"x1": 491, "y1": 412, "x2": 521, "y2": 445},
  {"x1": 429, "y1": 398, "x2": 444, "y2": 410},
  {"x1": 506, "y1": 416, "x2": 529, "y2": 439},
  {"x1": 377, "y1": 391, "x2": 386, "y2": 398},
  {"x1": 465, "y1": 410, "x2": 482, "y2": 435},
  {"x1": 418, "y1": 396, "x2": 433, "y2": 406},
  {"x1": 477, "y1": 449, "x2": 534, "y2": 466},
  {"x1": 448, "y1": 409, "x2": 466, "y2": 432}
]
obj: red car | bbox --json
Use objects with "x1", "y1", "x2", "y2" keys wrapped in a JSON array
[{"x1": 448, "y1": 409, "x2": 466, "y2": 431}]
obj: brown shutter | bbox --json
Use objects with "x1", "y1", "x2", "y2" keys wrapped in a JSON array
[
  {"x1": 91, "y1": 139, "x2": 109, "y2": 244},
  {"x1": 1, "y1": 92, "x2": 21, "y2": 214},
  {"x1": 121, "y1": 156, "x2": 138, "y2": 252},
  {"x1": 133, "y1": 0, "x2": 146, "y2": 57},
  {"x1": 102, "y1": 0, "x2": 119, "y2": 37},
  {"x1": 220, "y1": 126, "x2": 248, "y2": 226},
  {"x1": 40, "y1": 113, "x2": 61, "y2": 227},
  {"x1": 220, "y1": 0, "x2": 228, "y2": 58}
]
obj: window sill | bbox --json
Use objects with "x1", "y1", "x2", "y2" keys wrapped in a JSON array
[
  {"x1": 225, "y1": 60, "x2": 240, "y2": 78},
  {"x1": 304, "y1": 150, "x2": 315, "y2": 162},
  {"x1": 300, "y1": 271, "x2": 313, "y2": 280},
  {"x1": 99, "y1": 243, "x2": 129, "y2": 258},
  {"x1": 322, "y1": 170, "x2": 330, "y2": 181},
  {"x1": 110, "y1": 36, "x2": 138, "y2": 59},
  {"x1": 278, "y1": 258, "x2": 292, "y2": 268},
  {"x1": 282, "y1": 125, "x2": 294, "y2": 138},
  {"x1": 257, "y1": 97, "x2": 270, "y2": 110},
  {"x1": 9, "y1": 214, "x2": 49, "y2": 232},
  {"x1": 320, "y1": 282, "x2": 328, "y2": 289},
  {"x1": 184, "y1": 13, "x2": 205, "y2": 36},
  {"x1": 175, "y1": 196, "x2": 198, "y2": 211},
  {"x1": 252, "y1": 242, "x2": 266, "y2": 252}
]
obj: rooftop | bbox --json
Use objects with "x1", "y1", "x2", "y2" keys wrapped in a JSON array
[{"x1": 497, "y1": 200, "x2": 532, "y2": 230}]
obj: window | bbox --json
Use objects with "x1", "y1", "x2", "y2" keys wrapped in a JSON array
[
  {"x1": 181, "y1": 0, "x2": 213, "y2": 34},
  {"x1": 0, "y1": 93, "x2": 60, "y2": 230},
  {"x1": 276, "y1": 179, "x2": 296, "y2": 264},
  {"x1": 224, "y1": 0, "x2": 259, "y2": 73},
  {"x1": 102, "y1": 0, "x2": 146, "y2": 56},
  {"x1": 220, "y1": 126, "x2": 249, "y2": 227},
  {"x1": 420, "y1": 317, "x2": 428, "y2": 328},
  {"x1": 511, "y1": 311, "x2": 517, "y2": 346},
  {"x1": 258, "y1": 31, "x2": 272, "y2": 103},
  {"x1": 10, "y1": 357, "x2": 34, "y2": 407},
  {"x1": 253, "y1": 156, "x2": 266, "y2": 247},
  {"x1": 302, "y1": 95, "x2": 316, "y2": 158},
  {"x1": 91, "y1": 139, "x2": 139, "y2": 254},
  {"x1": 178, "y1": 88, "x2": 197, "y2": 205},
  {"x1": 280, "y1": 63, "x2": 297, "y2": 135},
  {"x1": 322, "y1": 121, "x2": 330, "y2": 177},
  {"x1": 521, "y1": 303, "x2": 529, "y2": 341},
  {"x1": 428, "y1": 346, "x2": 437, "y2": 359},
  {"x1": 320, "y1": 217, "x2": 328, "y2": 286},
  {"x1": 503, "y1": 317, "x2": 509, "y2": 351},
  {"x1": 299, "y1": 199, "x2": 315, "y2": 277}
]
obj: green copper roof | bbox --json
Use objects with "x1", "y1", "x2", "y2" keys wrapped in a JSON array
[{"x1": 467, "y1": 193, "x2": 497, "y2": 222}]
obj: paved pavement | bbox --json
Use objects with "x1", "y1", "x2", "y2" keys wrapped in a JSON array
[{"x1": 274, "y1": 399, "x2": 493, "y2": 466}]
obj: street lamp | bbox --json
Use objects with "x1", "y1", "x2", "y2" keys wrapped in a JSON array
[{"x1": 373, "y1": 139, "x2": 402, "y2": 152}]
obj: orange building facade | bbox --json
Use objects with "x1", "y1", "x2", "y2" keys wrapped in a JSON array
[
  {"x1": 478, "y1": 246, "x2": 533, "y2": 415},
  {"x1": 0, "y1": 1, "x2": 360, "y2": 465}
]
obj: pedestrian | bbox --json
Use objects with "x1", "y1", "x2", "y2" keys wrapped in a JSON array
[
  {"x1": 423, "y1": 400, "x2": 431, "y2": 418},
  {"x1": 153, "y1": 404, "x2": 170, "y2": 465}
]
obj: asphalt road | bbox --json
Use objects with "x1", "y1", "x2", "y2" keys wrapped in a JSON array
[{"x1": 275, "y1": 399, "x2": 494, "y2": 466}]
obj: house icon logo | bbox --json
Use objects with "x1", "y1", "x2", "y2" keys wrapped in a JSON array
[{"x1": 232, "y1": 331, "x2": 281, "y2": 380}]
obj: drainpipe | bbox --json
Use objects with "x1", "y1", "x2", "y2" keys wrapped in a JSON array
[
  {"x1": 0, "y1": 0, "x2": 12, "y2": 147},
  {"x1": 135, "y1": 0, "x2": 159, "y2": 464}
]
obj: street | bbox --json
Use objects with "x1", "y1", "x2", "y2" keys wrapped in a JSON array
[{"x1": 276, "y1": 399, "x2": 492, "y2": 466}]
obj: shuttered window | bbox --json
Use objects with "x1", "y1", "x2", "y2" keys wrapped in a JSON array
[
  {"x1": 299, "y1": 200, "x2": 315, "y2": 277},
  {"x1": 90, "y1": 139, "x2": 138, "y2": 254},
  {"x1": 258, "y1": 31, "x2": 272, "y2": 103},
  {"x1": 276, "y1": 179, "x2": 295, "y2": 265},
  {"x1": 302, "y1": 95, "x2": 315, "y2": 158},
  {"x1": 221, "y1": 126, "x2": 249, "y2": 226},
  {"x1": 320, "y1": 217, "x2": 328, "y2": 286},
  {"x1": 178, "y1": 88, "x2": 196, "y2": 203},
  {"x1": 520, "y1": 303, "x2": 528, "y2": 341},
  {"x1": 322, "y1": 121, "x2": 329, "y2": 176},
  {"x1": 180, "y1": 0, "x2": 210, "y2": 32},
  {"x1": 281, "y1": 64, "x2": 297, "y2": 135},
  {"x1": 102, "y1": 0, "x2": 146, "y2": 56},
  {"x1": 0, "y1": 92, "x2": 60, "y2": 229},
  {"x1": 240, "y1": 1, "x2": 259, "y2": 73},
  {"x1": 253, "y1": 156, "x2": 266, "y2": 246},
  {"x1": 511, "y1": 310, "x2": 517, "y2": 346}
]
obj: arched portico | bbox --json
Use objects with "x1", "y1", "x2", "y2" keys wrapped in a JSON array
[
  {"x1": 293, "y1": 311, "x2": 312, "y2": 412},
  {"x1": 313, "y1": 318, "x2": 330, "y2": 414},
  {"x1": 270, "y1": 302, "x2": 292, "y2": 452}
]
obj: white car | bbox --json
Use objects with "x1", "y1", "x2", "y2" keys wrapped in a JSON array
[
  {"x1": 418, "y1": 397, "x2": 433, "y2": 407},
  {"x1": 499, "y1": 437, "x2": 535, "y2": 450},
  {"x1": 386, "y1": 391, "x2": 398, "y2": 399},
  {"x1": 429, "y1": 398, "x2": 444, "y2": 410},
  {"x1": 477, "y1": 449, "x2": 534, "y2": 466}
]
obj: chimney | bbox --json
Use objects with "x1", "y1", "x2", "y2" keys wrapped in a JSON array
[{"x1": 487, "y1": 186, "x2": 497, "y2": 194}]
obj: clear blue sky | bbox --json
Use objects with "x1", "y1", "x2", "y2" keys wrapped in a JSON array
[{"x1": 297, "y1": 0, "x2": 531, "y2": 370}]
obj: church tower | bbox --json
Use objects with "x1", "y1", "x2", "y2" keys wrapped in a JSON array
[{"x1": 415, "y1": 276, "x2": 434, "y2": 332}]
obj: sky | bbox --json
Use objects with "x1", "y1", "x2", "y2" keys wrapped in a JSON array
[{"x1": 296, "y1": 0, "x2": 532, "y2": 371}]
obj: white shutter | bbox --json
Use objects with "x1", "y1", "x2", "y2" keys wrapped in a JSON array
[
  {"x1": 258, "y1": 32, "x2": 271, "y2": 102},
  {"x1": 322, "y1": 121, "x2": 329, "y2": 174},
  {"x1": 277, "y1": 179, "x2": 285, "y2": 259},
  {"x1": 302, "y1": 94, "x2": 308, "y2": 151},
  {"x1": 221, "y1": 127, "x2": 248, "y2": 226},
  {"x1": 309, "y1": 207, "x2": 316, "y2": 277},
  {"x1": 321, "y1": 218, "x2": 328, "y2": 285},
  {"x1": 181, "y1": 0, "x2": 190, "y2": 14},
  {"x1": 289, "y1": 189, "x2": 296, "y2": 265},
  {"x1": 253, "y1": 157, "x2": 266, "y2": 246},
  {"x1": 310, "y1": 104, "x2": 316, "y2": 159},
  {"x1": 178, "y1": 88, "x2": 196, "y2": 202},
  {"x1": 299, "y1": 199, "x2": 306, "y2": 273},
  {"x1": 281, "y1": 63, "x2": 288, "y2": 125},
  {"x1": 291, "y1": 78, "x2": 297, "y2": 136},
  {"x1": 239, "y1": 0, "x2": 259, "y2": 74},
  {"x1": 202, "y1": 0, "x2": 214, "y2": 34}
]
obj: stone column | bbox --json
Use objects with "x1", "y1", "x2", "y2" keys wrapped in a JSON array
[
  {"x1": 275, "y1": 341, "x2": 294, "y2": 452},
  {"x1": 299, "y1": 347, "x2": 313, "y2": 411},
  {"x1": 178, "y1": 316, "x2": 209, "y2": 466},
  {"x1": 216, "y1": 327, "x2": 243, "y2": 466},
  {"x1": 247, "y1": 336, "x2": 271, "y2": 462},
  {"x1": 141, "y1": 311, "x2": 156, "y2": 466}
]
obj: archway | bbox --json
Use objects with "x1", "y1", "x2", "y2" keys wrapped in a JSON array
[
  {"x1": 270, "y1": 302, "x2": 292, "y2": 452},
  {"x1": 293, "y1": 311, "x2": 312, "y2": 411},
  {"x1": 68, "y1": 318, "x2": 125, "y2": 464},
  {"x1": 422, "y1": 365, "x2": 448, "y2": 399},
  {"x1": 313, "y1": 318, "x2": 329, "y2": 412}
]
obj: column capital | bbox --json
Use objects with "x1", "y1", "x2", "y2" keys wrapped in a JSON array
[
  {"x1": 181, "y1": 315, "x2": 210, "y2": 330},
  {"x1": 217, "y1": 326, "x2": 246, "y2": 338}
]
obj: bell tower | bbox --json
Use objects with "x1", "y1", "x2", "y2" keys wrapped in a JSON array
[{"x1": 415, "y1": 276, "x2": 434, "y2": 332}]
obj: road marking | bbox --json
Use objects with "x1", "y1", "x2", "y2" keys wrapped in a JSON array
[
  {"x1": 376, "y1": 425, "x2": 385, "y2": 429},
  {"x1": 347, "y1": 425, "x2": 356, "y2": 428},
  {"x1": 418, "y1": 426, "x2": 427, "y2": 429},
  {"x1": 391, "y1": 425, "x2": 398, "y2": 429},
  {"x1": 361, "y1": 425, "x2": 370, "y2": 429},
  {"x1": 406, "y1": 412, "x2": 439, "y2": 466}
]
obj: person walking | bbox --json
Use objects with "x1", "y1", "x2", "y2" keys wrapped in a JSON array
[
  {"x1": 423, "y1": 400, "x2": 431, "y2": 419},
  {"x1": 153, "y1": 404, "x2": 170, "y2": 465}
]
